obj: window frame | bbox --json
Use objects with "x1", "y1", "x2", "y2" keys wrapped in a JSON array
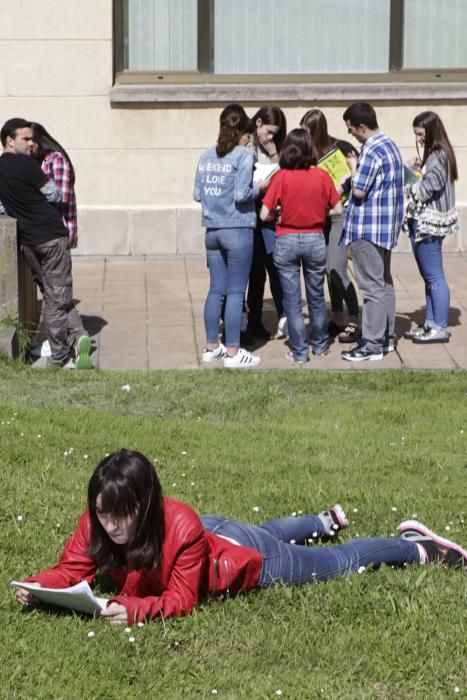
[{"x1": 112, "y1": 0, "x2": 467, "y2": 99}]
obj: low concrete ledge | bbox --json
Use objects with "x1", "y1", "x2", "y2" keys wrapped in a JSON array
[
  {"x1": 0, "y1": 215, "x2": 40, "y2": 335},
  {"x1": 110, "y1": 81, "x2": 467, "y2": 104},
  {"x1": 0, "y1": 326, "x2": 17, "y2": 359},
  {"x1": 74, "y1": 204, "x2": 467, "y2": 257},
  {"x1": 0, "y1": 216, "x2": 20, "y2": 318}
]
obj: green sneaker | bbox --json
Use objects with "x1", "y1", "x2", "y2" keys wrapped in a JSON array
[{"x1": 74, "y1": 335, "x2": 93, "y2": 370}]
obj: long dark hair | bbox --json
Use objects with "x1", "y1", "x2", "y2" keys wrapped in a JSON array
[
  {"x1": 216, "y1": 104, "x2": 252, "y2": 157},
  {"x1": 300, "y1": 109, "x2": 337, "y2": 159},
  {"x1": 252, "y1": 105, "x2": 287, "y2": 154},
  {"x1": 87, "y1": 449, "x2": 165, "y2": 571},
  {"x1": 279, "y1": 129, "x2": 317, "y2": 170},
  {"x1": 31, "y1": 122, "x2": 75, "y2": 183},
  {"x1": 412, "y1": 111, "x2": 458, "y2": 182}
]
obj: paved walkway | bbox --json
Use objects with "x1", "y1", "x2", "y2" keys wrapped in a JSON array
[{"x1": 69, "y1": 254, "x2": 467, "y2": 370}]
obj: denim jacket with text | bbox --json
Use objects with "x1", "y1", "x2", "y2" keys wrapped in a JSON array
[{"x1": 193, "y1": 144, "x2": 258, "y2": 229}]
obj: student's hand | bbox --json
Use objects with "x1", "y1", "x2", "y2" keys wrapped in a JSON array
[
  {"x1": 100, "y1": 602, "x2": 128, "y2": 625},
  {"x1": 256, "y1": 131, "x2": 277, "y2": 157},
  {"x1": 408, "y1": 156, "x2": 422, "y2": 169},
  {"x1": 15, "y1": 582, "x2": 41, "y2": 606},
  {"x1": 256, "y1": 179, "x2": 269, "y2": 193}
]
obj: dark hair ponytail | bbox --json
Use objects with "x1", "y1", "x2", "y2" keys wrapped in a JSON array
[{"x1": 216, "y1": 104, "x2": 252, "y2": 157}]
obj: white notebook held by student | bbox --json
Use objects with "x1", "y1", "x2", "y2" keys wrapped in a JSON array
[{"x1": 12, "y1": 580, "x2": 108, "y2": 615}]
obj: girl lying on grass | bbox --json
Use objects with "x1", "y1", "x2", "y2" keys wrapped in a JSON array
[{"x1": 15, "y1": 449, "x2": 467, "y2": 625}]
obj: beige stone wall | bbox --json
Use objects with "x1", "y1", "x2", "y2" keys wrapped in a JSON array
[{"x1": 1, "y1": 2, "x2": 467, "y2": 254}]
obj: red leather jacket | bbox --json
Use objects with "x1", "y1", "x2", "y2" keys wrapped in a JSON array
[{"x1": 27, "y1": 497, "x2": 262, "y2": 624}]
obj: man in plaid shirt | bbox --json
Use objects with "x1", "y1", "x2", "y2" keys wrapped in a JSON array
[{"x1": 340, "y1": 103, "x2": 403, "y2": 362}]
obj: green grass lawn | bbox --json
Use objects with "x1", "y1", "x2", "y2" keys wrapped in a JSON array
[{"x1": 1, "y1": 361, "x2": 466, "y2": 699}]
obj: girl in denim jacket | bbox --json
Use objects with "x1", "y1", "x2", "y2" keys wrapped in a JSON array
[{"x1": 194, "y1": 104, "x2": 267, "y2": 369}]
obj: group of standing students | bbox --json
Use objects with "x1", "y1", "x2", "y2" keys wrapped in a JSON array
[{"x1": 194, "y1": 103, "x2": 458, "y2": 367}]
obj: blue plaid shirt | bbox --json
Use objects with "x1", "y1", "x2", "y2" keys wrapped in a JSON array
[{"x1": 342, "y1": 131, "x2": 404, "y2": 250}]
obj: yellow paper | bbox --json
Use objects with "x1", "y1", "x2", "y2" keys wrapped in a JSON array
[{"x1": 318, "y1": 148, "x2": 350, "y2": 188}]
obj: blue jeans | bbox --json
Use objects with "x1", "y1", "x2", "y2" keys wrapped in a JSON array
[
  {"x1": 408, "y1": 220, "x2": 450, "y2": 328},
  {"x1": 204, "y1": 228, "x2": 254, "y2": 347},
  {"x1": 201, "y1": 514, "x2": 420, "y2": 586},
  {"x1": 273, "y1": 233, "x2": 329, "y2": 359}
]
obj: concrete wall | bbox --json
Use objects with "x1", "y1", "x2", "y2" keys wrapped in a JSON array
[{"x1": 1, "y1": 2, "x2": 467, "y2": 255}]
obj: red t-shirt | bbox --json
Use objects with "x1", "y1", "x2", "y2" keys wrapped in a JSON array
[{"x1": 262, "y1": 167, "x2": 340, "y2": 236}]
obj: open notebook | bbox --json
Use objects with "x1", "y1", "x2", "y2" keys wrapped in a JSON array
[
  {"x1": 12, "y1": 580, "x2": 108, "y2": 615},
  {"x1": 253, "y1": 162, "x2": 280, "y2": 184}
]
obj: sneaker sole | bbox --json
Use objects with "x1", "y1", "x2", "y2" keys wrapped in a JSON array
[
  {"x1": 398, "y1": 520, "x2": 467, "y2": 565},
  {"x1": 224, "y1": 362, "x2": 261, "y2": 369},
  {"x1": 342, "y1": 352, "x2": 384, "y2": 362},
  {"x1": 331, "y1": 504, "x2": 349, "y2": 529},
  {"x1": 75, "y1": 336, "x2": 93, "y2": 370},
  {"x1": 412, "y1": 337, "x2": 450, "y2": 344}
]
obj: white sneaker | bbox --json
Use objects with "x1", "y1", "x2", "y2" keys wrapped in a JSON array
[
  {"x1": 30, "y1": 339, "x2": 51, "y2": 358},
  {"x1": 202, "y1": 343, "x2": 228, "y2": 363},
  {"x1": 62, "y1": 357, "x2": 76, "y2": 370},
  {"x1": 41, "y1": 340, "x2": 52, "y2": 358},
  {"x1": 223, "y1": 348, "x2": 261, "y2": 369},
  {"x1": 277, "y1": 316, "x2": 288, "y2": 339}
]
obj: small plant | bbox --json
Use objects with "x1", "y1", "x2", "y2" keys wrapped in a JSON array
[{"x1": 0, "y1": 315, "x2": 32, "y2": 362}]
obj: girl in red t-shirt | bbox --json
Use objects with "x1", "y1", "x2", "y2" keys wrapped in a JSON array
[{"x1": 260, "y1": 129, "x2": 342, "y2": 363}]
